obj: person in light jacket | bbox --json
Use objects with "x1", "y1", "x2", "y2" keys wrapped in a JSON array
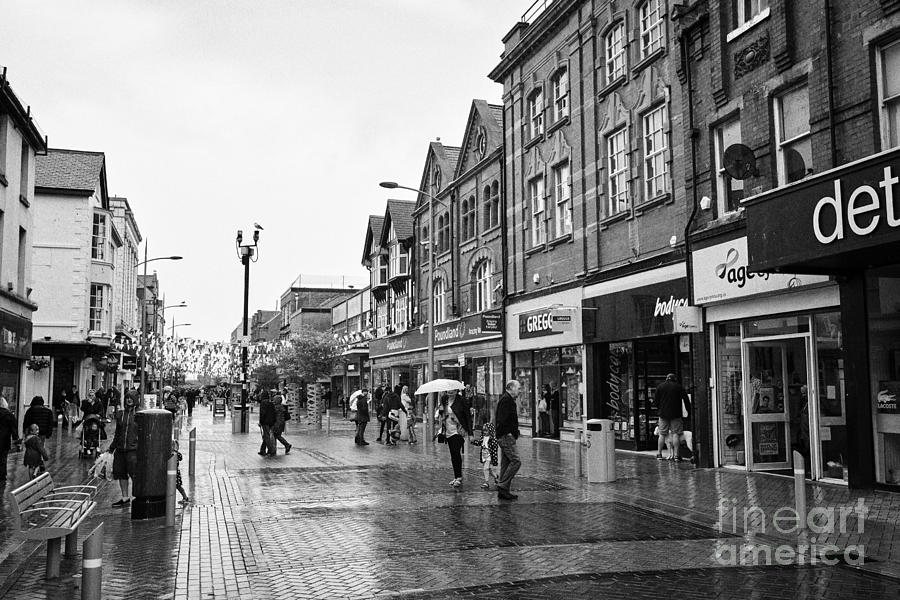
[{"x1": 436, "y1": 392, "x2": 473, "y2": 488}]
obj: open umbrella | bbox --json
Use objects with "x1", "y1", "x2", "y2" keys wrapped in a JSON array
[
  {"x1": 414, "y1": 379, "x2": 465, "y2": 395},
  {"x1": 348, "y1": 389, "x2": 365, "y2": 403}
]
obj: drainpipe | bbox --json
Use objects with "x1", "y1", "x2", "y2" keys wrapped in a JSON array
[
  {"x1": 681, "y1": 33, "x2": 700, "y2": 305},
  {"x1": 824, "y1": 0, "x2": 838, "y2": 167}
]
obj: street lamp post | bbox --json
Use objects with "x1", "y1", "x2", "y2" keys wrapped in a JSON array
[
  {"x1": 137, "y1": 242, "x2": 182, "y2": 404},
  {"x1": 236, "y1": 227, "x2": 261, "y2": 434},
  {"x1": 380, "y1": 181, "x2": 446, "y2": 442},
  {"x1": 167, "y1": 323, "x2": 191, "y2": 387}
]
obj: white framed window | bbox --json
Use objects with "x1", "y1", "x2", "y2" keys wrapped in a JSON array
[
  {"x1": 553, "y1": 162, "x2": 572, "y2": 237},
  {"x1": 474, "y1": 260, "x2": 493, "y2": 312},
  {"x1": 421, "y1": 225, "x2": 430, "y2": 263},
  {"x1": 393, "y1": 293, "x2": 408, "y2": 332},
  {"x1": 642, "y1": 105, "x2": 669, "y2": 199},
  {"x1": 732, "y1": 0, "x2": 769, "y2": 32},
  {"x1": 388, "y1": 225, "x2": 399, "y2": 276},
  {"x1": 529, "y1": 176, "x2": 546, "y2": 247},
  {"x1": 91, "y1": 213, "x2": 108, "y2": 261},
  {"x1": 89, "y1": 284, "x2": 106, "y2": 332},
  {"x1": 376, "y1": 301, "x2": 388, "y2": 336},
  {"x1": 552, "y1": 68, "x2": 569, "y2": 121},
  {"x1": 433, "y1": 279, "x2": 446, "y2": 324},
  {"x1": 640, "y1": 0, "x2": 665, "y2": 59},
  {"x1": 377, "y1": 256, "x2": 388, "y2": 286},
  {"x1": 528, "y1": 88, "x2": 544, "y2": 139},
  {"x1": 605, "y1": 23, "x2": 627, "y2": 84},
  {"x1": 607, "y1": 129, "x2": 629, "y2": 215},
  {"x1": 713, "y1": 118, "x2": 744, "y2": 215},
  {"x1": 877, "y1": 39, "x2": 900, "y2": 150},
  {"x1": 773, "y1": 84, "x2": 812, "y2": 185},
  {"x1": 462, "y1": 196, "x2": 476, "y2": 240}
]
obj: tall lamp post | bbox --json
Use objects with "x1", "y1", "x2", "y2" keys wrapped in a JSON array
[
  {"x1": 379, "y1": 181, "x2": 447, "y2": 442},
  {"x1": 137, "y1": 244, "x2": 182, "y2": 403},
  {"x1": 235, "y1": 226, "x2": 261, "y2": 434},
  {"x1": 167, "y1": 323, "x2": 191, "y2": 387}
]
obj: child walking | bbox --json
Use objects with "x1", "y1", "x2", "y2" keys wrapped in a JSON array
[
  {"x1": 23, "y1": 424, "x2": 49, "y2": 479},
  {"x1": 479, "y1": 422, "x2": 500, "y2": 489},
  {"x1": 172, "y1": 440, "x2": 190, "y2": 504}
]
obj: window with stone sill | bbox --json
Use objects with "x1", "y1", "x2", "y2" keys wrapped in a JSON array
[
  {"x1": 437, "y1": 212, "x2": 450, "y2": 253},
  {"x1": 551, "y1": 68, "x2": 569, "y2": 122},
  {"x1": 713, "y1": 118, "x2": 744, "y2": 216},
  {"x1": 605, "y1": 22, "x2": 627, "y2": 85},
  {"x1": 474, "y1": 259, "x2": 493, "y2": 313},
  {"x1": 92, "y1": 213, "x2": 108, "y2": 261},
  {"x1": 89, "y1": 284, "x2": 106, "y2": 332},
  {"x1": 773, "y1": 84, "x2": 812, "y2": 186},
  {"x1": 877, "y1": 38, "x2": 900, "y2": 150},
  {"x1": 528, "y1": 88, "x2": 545, "y2": 140},
  {"x1": 462, "y1": 196, "x2": 476, "y2": 240},
  {"x1": 642, "y1": 104, "x2": 669, "y2": 199},
  {"x1": 529, "y1": 176, "x2": 546, "y2": 247},
  {"x1": 420, "y1": 225, "x2": 430, "y2": 262},
  {"x1": 394, "y1": 293, "x2": 408, "y2": 332},
  {"x1": 639, "y1": 0, "x2": 665, "y2": 59},
  {"x1": 483, "y1": 181, "x2": 500, "y2": 230},
  {"x1": 433, "y1": 278, "x2": 447, "y2": 324},
  {"x1": 607, "y1": 128, "x2": 629, "y2": 216},
  {"x1": 553, "y1": 161, "x2": 572, "y2": 238},
  {"x1": 731, "y1": 0, "x2": 769, "y2": 33}
]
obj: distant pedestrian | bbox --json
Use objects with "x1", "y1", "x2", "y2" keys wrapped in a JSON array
[
  {"x1": 495, "y1": 380, "x2": 522, "y2": 500},
  {"x1": 655, "y1": 373, "x2": 690, "y2": 462},
  {"x1": 23, "y1": 396, "x2": 54, "y2": 439},
  {"x1": 108, "y1": 391, "x2": 139, "y2": 506},
  {"x1": 162, "y1": 386, "x2": 178, "y2": 415},
  {"x1": 0, "y1": 398, "x2": 21, "y2": 482},
  {"x1": 23, "y1": 424, "x2": 49, "y2": 479},
  {"x1": 172, "y1": 440, "x2": 190, "y2": 504},
  {"x1": 186, "y1": 388, "x2": 197, "y2": 416},
  {"x1": 107, "y1": 386, "x2": 121, "y2": 418},
  {"x1": 537, "y1": 384, "x2": 551, "y2": 437},
  {"x1": 374, "y1": 386, "x2": 388, "y2": 443},
  {"x1": 272, "y1": 395, "x2": 293, "y2": 454},
  {"x1": 353, "y1": 389, "x2": 370, "y2": 446},
  {"x1": 401, "y1": 385, "x2": 416, "y2": 444},
  {"x1": 436, "y1": 392, "x2": 473, "y2": 488},
  {"x1": 383, "y1": 385, "x2": 405, "y2": 446},
  {"x1": 258, "y1": 391, "x2": 277, "y2": 457},
  {"x1": 479, "y1": 422, "x2": 500, "y2": 488}
]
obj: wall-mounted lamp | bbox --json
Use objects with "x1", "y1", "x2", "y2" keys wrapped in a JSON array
[{"x1": 700, "y1": 196, "x2": 712, "y2": 210}]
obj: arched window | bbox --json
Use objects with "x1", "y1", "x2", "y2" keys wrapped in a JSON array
[
  {"x1": 438, "y1": 212, "x2": 450, "y2": 253},
  {"x1": 551, "y1": 68, "x2": 569, "y2": 121},
  {"x1": 462, "y1": 196, "x2": 476, "y2": 240},
  {"x1": 474, "y1": 260, "x2": 493, "y2": 312},
  {"x1": 433, "y1": 278, "x2": 446, "y2": 323},
  {"x1": 421, "y1": 225, "x2": 429, "y2": 262},
  {"x1": 486, "y1": 181, "x2": 499, "y2": 229},
  {"x1": 528, "y1": 88, "x2": 544, "y2": 139}
]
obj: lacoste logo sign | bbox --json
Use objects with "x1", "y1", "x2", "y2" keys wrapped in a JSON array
[{"x1": 715, "y1": 247, "x2": 769, "y2": 289}]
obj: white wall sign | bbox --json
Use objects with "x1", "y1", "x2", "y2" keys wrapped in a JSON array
[{"x1": 692, "y1": 237, "x2": 830, "y2": 305}]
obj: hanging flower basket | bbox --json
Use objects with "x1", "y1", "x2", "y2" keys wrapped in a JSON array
[{"x1": 27, "y1": 357, "x2": 51, "y2": 371}]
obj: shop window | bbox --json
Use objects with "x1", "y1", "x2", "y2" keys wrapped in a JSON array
[
  {"x1": 513, "y1": 351, "x2": 535, "y2": 425},
  {"x1": 605, "y1": 22, "x2": 627, "y2": 85},
  {"x1": 815, "y1": 311, "x2": 847, "y2": 481},
  {"x1": 607, "y1": 341, "x2": 634, "y2": 441},
  {"x1": 866, "y1": 270, "x2": 900, "y2": 485},
  {"x1": 560, "y1": 346, "x2": 583, "y2": 421},
  {"x1": 642, "y1": 104, "x2": 669, "y2": 200},
  {"x1": 743, "y1": 315, "x2": 809, "y2": 337},
  {"x1": 713, "y1": 117, "x2": 744, "y2": 215},
  {"x1": 716, "y1": 322, "x2": 745, "y2": 466},
  {"x1": 877, "y1": 39, "x2": 900, "y2": 150},
  {"x1": 607, "y1": 129, "x2": 629, "y2": 215},
  {"x1": 773, "y1": 84, "x2": 812, "y2": 185},
  {"x1": 639, "y1": 0, "x2": 665, "y2": 59}
]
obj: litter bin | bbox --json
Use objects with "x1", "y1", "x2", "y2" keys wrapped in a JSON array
[
  {"x1": 232, "y1": 405, "x2": 246, "y2": 433},
  {"x1": 132, "y1": 409, "x2": 173, "y2": 520},
  {"x1": 585, "y1": 418, "x2": 616, "y2": 483}
]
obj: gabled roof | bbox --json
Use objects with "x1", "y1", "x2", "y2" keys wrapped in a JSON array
[
  {"x1": 361, "y1": 214, "x2": 385, "y2": 267},
  {"x1": 414, "y1": 141, "x2": 460, "y2": 213},
  {"x1": 381, "y1": 199, "x2": 416, "y2": 245},
  {"x1": 454, "y1": 99, "x2": 504, "y2": 179},
  {"x1": 35, "y1": 148, "x2": 107, "y2": 200}
]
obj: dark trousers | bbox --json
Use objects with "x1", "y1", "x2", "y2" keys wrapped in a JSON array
[
  {"x1": 259, "y1": 425, "x2": 276, "y2": 455},
  {"x1": 273, "y1": 427, "x2": 289, "y2": 448},
  {"x1": 0, "y1": 447, "x2": 9, "y2": 480},
  {"x1": 497, "y1": 434, "x2": 521, "y2": 491},
  {"x1": 377, "y1": 419, "x2": 389, "y2": 440},
  {"x1": 187, "y1": 399, "x2": 195, "y2": 416},
  {"x1": 355, "y1": 421, "x2": 367, "y2": 444},
  {"x1": 447, "y1": 435, "x2": 464, "y2": 479}
]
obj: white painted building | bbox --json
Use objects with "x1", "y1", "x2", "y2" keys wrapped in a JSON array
[
  {"x1": 110, "y1": 196, "x2": 142, "y2": 388},
  {"x1": 31, "y1": 149, "x2": 123, "y2": 405},
  {"x1": 0, "y1": 69, "x2": 48, "y2": 429}
]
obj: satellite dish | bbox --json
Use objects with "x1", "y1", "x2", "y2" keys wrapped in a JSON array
[
  {"x1": 723, "y1": 143, "x2": 758, "y2": 180},
  {"x1": 784, "y1": 147, "x2": 808, "y2": 183}
]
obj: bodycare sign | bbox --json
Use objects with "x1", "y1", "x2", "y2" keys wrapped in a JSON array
[
  {"x1": 583, "y1": 278, "x2": 688, "y2": 342},
  {"x1": 746, "y1": 148, "x2": 900, "y2": 273}
]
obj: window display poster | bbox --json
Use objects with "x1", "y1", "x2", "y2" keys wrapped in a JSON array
[
  {"x1": 877, "y1": 381, "x2": 900, "y2": 414},
  {"x1": 476, "y1": 364, "x2": 486, "y2": 395},
  {"x1": 757, "y1": 422, "x2": 780, "y2": 456}
]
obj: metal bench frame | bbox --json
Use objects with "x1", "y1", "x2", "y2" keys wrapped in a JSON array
[{"x1": 10, "y1": 473, "x2": 98, "y2": 579}]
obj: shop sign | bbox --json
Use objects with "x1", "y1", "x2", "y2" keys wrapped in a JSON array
[
  {"x1": 369, "y1": 313, "x2": 500, "y2": 357},
  {"x1": 0, "y1": 311, "x2": 31, "y2": 359},
  {"x1": 457, "y1": 353, "x2": 465, "y2": 367},
  {"x1": 584, "y1": 279, "x2": 687, "y2": 342},
  {"x1": 673, "y1": 306, "x2": 703, "y2": 333},
  {"x1": 745, "y1": 148, "x2": 900, "y2": 272},
  {"x1": 347, "y1": 363, "x2": 357, "y2": 372},
  {"x1": 876, "y1": 383, "x2": 900, "y2": 414},
  {"x1": 481, "y1": 311, "x2": 502, "y2": 332},
  {"x1": 518, "y1": 309, "x2": 573, "y2": 339},
  {"x1": 692, "y1": 237, "x2": 830, "y2": 304},
  {"x1": 122, "y1": 354, "x2": 137, "y2": 371}
]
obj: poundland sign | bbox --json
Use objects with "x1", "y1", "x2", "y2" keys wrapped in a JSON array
[{"x1": 746, "y1": 148, "x2": 900, "y2": 273}]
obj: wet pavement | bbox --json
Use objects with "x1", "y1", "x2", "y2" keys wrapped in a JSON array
[{"x1": 1, "y1": 406, "x2": 899, "y2": 599}]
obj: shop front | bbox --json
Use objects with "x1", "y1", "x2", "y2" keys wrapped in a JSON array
[
  {"x1": 745, "y1": 147, "x2": 900, "y2": 489},
  {"x1": 506, "y1": 288, "x2": 584, "y2": 440},
  {"x1": 582, "y1": 264, "x2": 693, "y2": 451},
  {"x1": 0, "y1": 310, "x2": 31, "y2": 425},
  {"x1": 692, "y1": 233, "x2": 841, "y2": 480}
]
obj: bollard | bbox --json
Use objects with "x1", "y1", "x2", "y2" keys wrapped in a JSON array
[
  {"x1": 166, "y1": 452, "x2": 177, "y2": 527},
  {"x1": 81, "y1": 522, "x2": 103, "y2": 600},
  {"x1": 327, "y1": 412, "x2": 331, "y2": 435},
  {"x1": 57, "y1": 414, "x2": 63, "y2": 445},
  {"x1": 575, "y1": 429, "x2": 583, "y2": 478},
  {"x1": 793, "y1": 450, "x2": 807, "y2": 530},
  {"x1": 68, "y1": 416, "x2": 73, "y2": 435},
  {"x1": 188, "y1": 428, "x2": 196, "y2": 477}
]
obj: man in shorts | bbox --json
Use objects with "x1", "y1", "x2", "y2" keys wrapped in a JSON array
[
  {"x1": 107, "y1": 389, "x2": 139, "y2": 506},
  {"x1": 655, "y1": 373, "x2": 690, "y2": 462}
]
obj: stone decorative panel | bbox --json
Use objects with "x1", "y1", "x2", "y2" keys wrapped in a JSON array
[{"x1": 734, "y1": 33, "x2": 770, "y2": 79}]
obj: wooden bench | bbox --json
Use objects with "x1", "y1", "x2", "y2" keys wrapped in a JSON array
[{"x1": 9, "y1": 472, "x2": 98, "y2": 578}]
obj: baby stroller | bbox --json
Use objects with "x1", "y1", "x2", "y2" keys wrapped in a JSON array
[{"x1": 79, "y1": 414, "x2": 103, "y2": 459}]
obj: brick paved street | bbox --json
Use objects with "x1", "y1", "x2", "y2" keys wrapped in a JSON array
[{"x1": 2, "y1": 407, "x2": 899, "y2": 599}]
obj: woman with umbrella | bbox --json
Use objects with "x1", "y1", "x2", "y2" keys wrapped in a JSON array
[{"x1": 427, "y1": 380, "x2": 473, "y2": 488}]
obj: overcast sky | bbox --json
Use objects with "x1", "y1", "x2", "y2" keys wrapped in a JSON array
[{"x1": 1, "y1": 0, "x2": 525, "y2": 341}]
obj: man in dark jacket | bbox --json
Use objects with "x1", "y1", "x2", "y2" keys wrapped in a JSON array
[
  {"x1": 0, "y1": 398, "x2": 20, "y2": 481},
  {"x1": 382, "y1": 386, "x2": 406, "y2": 446},
  {"x1": 495, "y1": 380, "x2": 522, "y2": 500},
  {"x1": 354, "y1": 390, "x2": 370, "y2": 445},
  {"x1": 107, "y1": 391, "x2": 139, "y2": 506},
  {"x1": 258, "y1": 392, "x2": 277, "y2": 456},
  {"x1": 23, "y1": 396, "x2": 54, "y2": 439},
  {"x1": 373, "y1": 385, "x2": 386, "y2": 442},
  {"x1": 655, "y1": 373, "x2": 690, "y2": 462}
]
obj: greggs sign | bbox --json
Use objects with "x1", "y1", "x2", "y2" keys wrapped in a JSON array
[
  {"x1": 746, "y1": 148, "x2": 900, "y2": 273},
  {"x1": 518, "y1": 309, "x2": 573, "y2": 339}
]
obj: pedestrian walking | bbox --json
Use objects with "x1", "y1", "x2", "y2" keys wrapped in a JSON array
[
  {"x1": 162, "y1": 386, "x2": 179, "y2": 415},
  {"x1": 400, "y1": 385, "x2": 416, "y2": 444},
  {"x1": 655, "y1": 373, "x2": 690, "y2": 462},
  {"x1": 23, "y1": 396, "x2": 54, "y2": 439},
  {"x1": 374, "y1": 385, "x2": 387, "y2": 443},
  {"x1": 383, "y1": 385, "x2": 405, "y2": 446},
  {"x1": 107, "y1": 386, "x2": 121, "y2": 418},
  {"x1": 186, "y1": 388, "x2": 197, "y2": 416},
  {"x1": 495, "y1": 380, "x2": 522, "y2": 500},
  {"x1": 172, "y1": 440, "x2": 190, "y2": 504},
  {"x1": 436, "y1": 392, "x2": 473, "y2": 488},
  {"x1": 479, "y1": 422, "x2": 500, "y2": 489},
  {"x1": 257, "y1": 391, "x2": 277, "y2": 457},
  {"x1": 76, "y1": 390, "x2": 106, "y2": 438},
  {"x1": 272, "y1": 394, "x2": 293, "y2": 454},
  {"x1": 353, "y1": 389, "x2": 370, "y2": 446},
  {"x1": 0, "y1": 398, "x2": 21, "y2": 482},
  {"x1": 108, "y1": 391, "x2": 139, "y2": 506},
  {"x1": 23, "y1": 424, "x2": 49, "y2": 479},
  {"x1": 537, "y1": 384, "x2": 551, "y2": 437}
]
